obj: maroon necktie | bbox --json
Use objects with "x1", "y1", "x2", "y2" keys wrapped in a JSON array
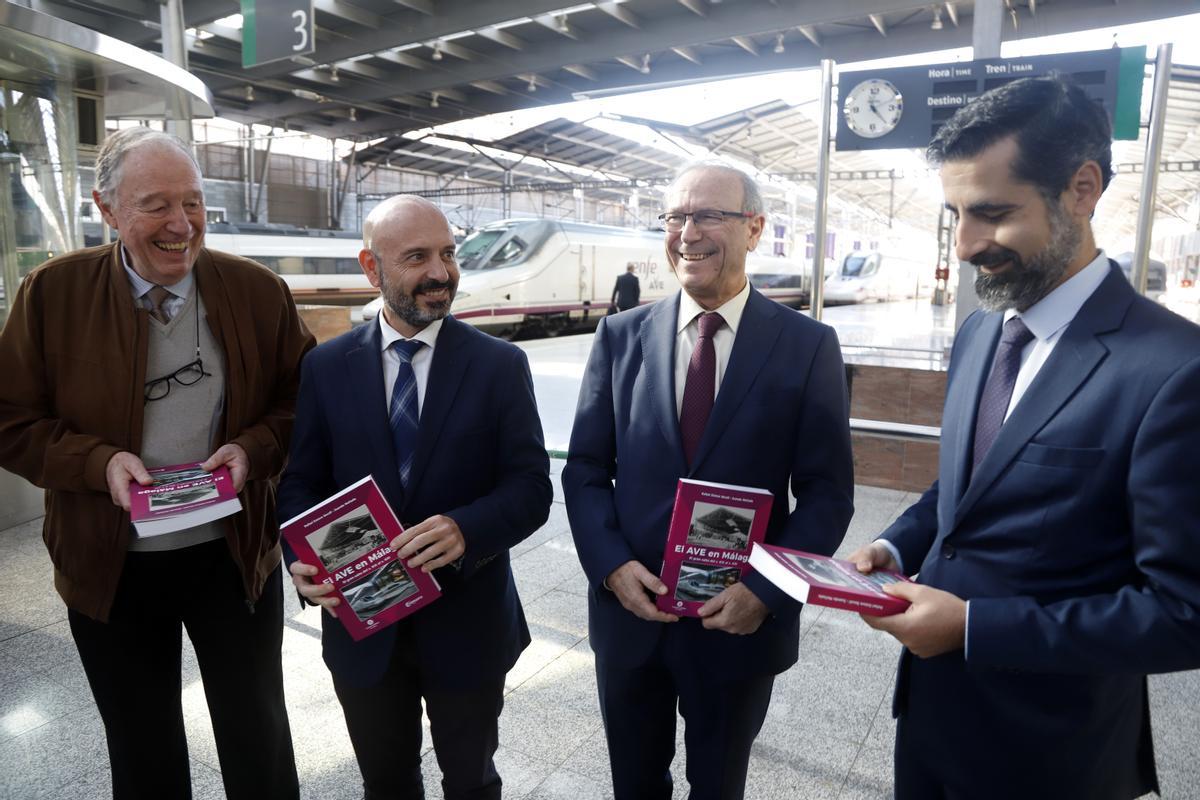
[
  {"x1": 679, "y1": 312, "x2": 724, "y2": 467},
  {"x1": 971, "y1": 316, "x2": 1035, "y2": 477}
]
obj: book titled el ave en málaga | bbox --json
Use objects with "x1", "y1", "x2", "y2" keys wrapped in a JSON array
[
  {"x1": 657, "y1": 479, "x2": 773, "y2": 617},
  {"x1": 748, "y1": 543, "x2": 911, "y2": 616},
  {"x1": 281, "y1": 475, "x2": 441, "y2": 641},
  {"x1": 129, "y1": 461, "x2": 242, "y2": 537}
]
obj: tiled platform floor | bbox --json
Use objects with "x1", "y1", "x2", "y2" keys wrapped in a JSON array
[{"x1": 2, "y1": 463, "x2": 1198, "y2": 799}]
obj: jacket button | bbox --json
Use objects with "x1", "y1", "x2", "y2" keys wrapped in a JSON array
[{"x1": 941, "y1": 544, "x2": 956, "y2": 559}]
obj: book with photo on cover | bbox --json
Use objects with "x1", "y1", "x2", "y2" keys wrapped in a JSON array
[
  {"x1": 129, "y1": 461, "x2": 242, "y2": 537},
  {"x1": 748, "y1": 543, "x2": 911, "y2": 616},
  {"x1": 281, "y1": 475, "x2": 441, "y2": 641},
  {"x1": 656, "y1": 479, "x2": 774, "y2": 617}
]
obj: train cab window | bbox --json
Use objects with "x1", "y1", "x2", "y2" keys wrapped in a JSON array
[
  {"x1": 842, "y1": 255, "x2": 868, "y2": 277},
  {"x1": 488, "y1": 237, "x2": 527, "y2": 267},
  {"x1": 457, "y1": 230, "x2": 505, "y2": 270}
]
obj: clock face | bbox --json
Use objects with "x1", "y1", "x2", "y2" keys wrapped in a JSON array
[{"x1": 842, "y1": 79, "x2": 904, "y2": 139}]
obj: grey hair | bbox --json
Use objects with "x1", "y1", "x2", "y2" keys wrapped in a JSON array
[
  {"x1": 670, "y1": 161, "x2": 764, "y2": 215},
  {"x1": 94, "y1": 127, "x2": 199, "y2": 206}
]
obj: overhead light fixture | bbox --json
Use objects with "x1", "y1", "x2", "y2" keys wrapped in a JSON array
[
  {"x1": 527, "y1": 75, "x2": 537, "y2": 92},
  {"x1": 292, "y1": 88, "x2": 325, "y2": 102},
  {"x1": 430, "y1": 91, "x2": 440, "y2": 108},
  {"x1": 774, "y1": 33, "x2": 785, "y2": 54},
  {"x1": 431, "y1": 41, "x2": 443, "y2": 60},
  {"x1": 931, "y1": 6, "x2": 944, "y2": 30},
  {"x1": 244, "y1": 85, "x2": 255, "y2": 102},
  {"x1": 348, "y1": 107, "x2": 357, "y2": 122},
  {"x1": 640, "y1": 53, "x2": 651, "y2": 74},
  {"x1": 556, "y1": 14, "x2": 569, "y2": 33},
  {"x1": 329, "y1": 66, "x2": 340, "y2": 82}
]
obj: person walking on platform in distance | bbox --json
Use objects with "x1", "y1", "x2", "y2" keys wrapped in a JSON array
[
  {"x1": 563, "y1": 162, "x2": 854, "y2": 800},
  {"x1": 611, "y1": 262, "x2": 641, "y2": 313},
  {"x1": 279, "y1": 195, "x2": 552, "y2": 800},
  {"x1": 849, "y1": 75, "x2": 1200, "y2": 800},
  {"x1": 0, "y1": 126, "x2": 313, "y2": 799}
]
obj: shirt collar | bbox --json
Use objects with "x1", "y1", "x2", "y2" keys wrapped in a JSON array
[
  {"x1": 378, "y1": 311, "x2": 443, "y2": 353},
  {"x1": 1005, "y1": 250, "x2": 1110, "y2": 341},
  {"x1": 676, "y1": 279, "x2": 751, "y2": 335},
  {"x1": 120, "y1": 243, "x2": 194, "y2": 299}
]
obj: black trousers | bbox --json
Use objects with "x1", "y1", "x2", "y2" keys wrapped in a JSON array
[
  {"x1": 596, "y1": 622, "x2": 776, "y2": 800},
  {"x1": 68, "y1": 538, "x2": 299, "y2": 800},
  {"x1": 332, "y1": 621, "x2": 506, "y2": 800}
]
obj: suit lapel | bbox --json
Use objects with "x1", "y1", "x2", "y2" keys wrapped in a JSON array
[
  {"x1": 345, "y1": 322, "x2": 404, "y2": 503},
  {"x1": 641, "y1": 293, "x2": 687, "y2": 473},
  {"x1": 944, "y1": 312, "x2": 1002, "y2": 510},
  {"x1": 406, "y1": 316, "x2": 472, "y2": 501},
  {"x1": 690, "y1": 288, "x2": 782, "y2": 474},
  {"x1": 955, "y1": 267, "x2": 1131, "y2": 523}
]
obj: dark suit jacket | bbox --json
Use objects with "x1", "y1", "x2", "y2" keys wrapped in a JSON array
[
  {"x1": 563, "y1": 287, "x2": 854, "y2": 681},
  {"x1": 611, "y1": 272, "x2": 641, "y2": 311},
  {"x1": 881, "y1": 264, "x2": 1200, "y2": 799},
  {"x1": 278, "y1": 315, "x2": 552, "y2": 690}
]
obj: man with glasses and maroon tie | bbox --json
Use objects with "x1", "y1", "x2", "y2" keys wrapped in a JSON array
[
  {"x1": 564, "y1": 162, "x2": 854, "y2": 800},
  {"x1": 0, "y1": 126, "x2": 313, "y2": 799}
]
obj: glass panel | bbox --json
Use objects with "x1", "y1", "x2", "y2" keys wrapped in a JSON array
[{"x1": 1, "y1": 80, "x2": 82, "y2": 327}]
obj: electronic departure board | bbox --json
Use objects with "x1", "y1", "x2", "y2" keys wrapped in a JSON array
[{"x1": 836, "y1": 46, "x2": 1146, "y2": 151}]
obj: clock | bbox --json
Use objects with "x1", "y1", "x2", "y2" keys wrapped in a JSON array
[{"x1": 842, "y1": 78, "x2": 904, "y2": 139}]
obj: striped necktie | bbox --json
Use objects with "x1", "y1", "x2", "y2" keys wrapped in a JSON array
[
  {"x1": 389, "y1": 339, "x2": 425, "y2": 488},
  {"x1": 146, "y1": 285, "x2": 171, "y2": 324}
]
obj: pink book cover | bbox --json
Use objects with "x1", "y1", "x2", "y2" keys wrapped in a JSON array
[
  {"x1": 129, "y1": 462, "x2": 242, "y2": 537},
  {"x1": 656, "y1": 479, "x2": 774, "y2": 617},
  {"x1": 280, "y1": 475, "x2": 440, "y2": 642},
  {"x1": 748, "y1": 543, "x2": 911, "y2": 617}
]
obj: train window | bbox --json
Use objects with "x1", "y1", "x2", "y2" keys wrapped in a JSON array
[
  {"x1": 489, "y1": 237, "x2": 527, "y2": 267},
  {"x1": 842, "y1": 255, "x2": 868, "y2": 277},
  {"x1": 457, "y1": 230, "x2": 505, "y2": 270}
]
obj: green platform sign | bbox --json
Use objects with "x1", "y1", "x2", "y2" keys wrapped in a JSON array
[
  {"x1": 837, "y1": 46, "x2": 1146, "y2": 151},
  {"x1": 241, "y1": 0, "x2": 315, "y2": 68}
]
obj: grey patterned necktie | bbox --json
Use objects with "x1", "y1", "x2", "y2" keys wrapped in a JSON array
[
  {"x1": 146, "y1": 286, "x2": 171, "y2": 324},
  {"x1": 971, "y1": 316, "x2": 1035, "y2": 477}
]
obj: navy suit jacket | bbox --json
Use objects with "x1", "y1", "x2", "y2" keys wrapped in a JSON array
[
  {"x1": 278, "y1": 315, "x2": 552, "y2": 690},
  {"x1": 881, "y1": 264, "x2": 1200, "y2": 798},
  {"x1": 563, "y1": 287, "x2": 854, "y2": 681}
]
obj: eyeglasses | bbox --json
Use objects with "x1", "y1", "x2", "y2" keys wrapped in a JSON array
[
  {"x1": 145, "y1": 357, "x2": 213, "y2": 403},
  {"x1": 657, "y1": 209, "x2": 755, "y2": 231}
]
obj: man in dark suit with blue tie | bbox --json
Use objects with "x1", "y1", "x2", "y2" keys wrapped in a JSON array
[
  {"x1": 278, "y1": 195, "x2": 552, "y2": 800},
  {"x1": 564, "y1": 163, "x2": 855, "y2": 799},
  {"x1": 850, "y1": 77, "x2": 1200, "y2": 799}
]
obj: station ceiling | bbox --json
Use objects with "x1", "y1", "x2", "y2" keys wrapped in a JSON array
[{"x1": 34, "y1": 0, "x2": 1197, "y2": 139}]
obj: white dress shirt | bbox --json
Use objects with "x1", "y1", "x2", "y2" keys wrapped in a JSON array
[
  {"x1": 673, "y1": 279, "x2": 752, "y2": 416},
  {"x1": 378, "y1": 313, "x2": 442, "y2": 415}
]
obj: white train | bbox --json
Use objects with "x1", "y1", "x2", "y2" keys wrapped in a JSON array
[
  {"x1": 84, "y1": 222, "x2": 373, "y2": 304},
  {"x1": 362, "y1": 218, "x2": 812, "y2": 337},
  {"x1": 823, "y1": 250, "x2": 934, "y2": 305}
]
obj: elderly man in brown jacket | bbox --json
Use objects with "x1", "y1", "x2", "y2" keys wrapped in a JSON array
[{"x1": 0, "y1": 127, "x2": 313, "y2": 800}]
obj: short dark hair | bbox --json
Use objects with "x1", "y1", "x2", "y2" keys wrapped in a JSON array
[{"x1": 927, "y1": 75, "x2": 1113, "y2": 201}]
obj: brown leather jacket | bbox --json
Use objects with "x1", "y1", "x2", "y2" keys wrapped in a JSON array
[{"x1": 0, "y1": 243, "x2": 315, "y2": 620}]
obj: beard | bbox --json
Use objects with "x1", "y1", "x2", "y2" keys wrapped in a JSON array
[
  {"x1": 973, "y1": 201, "x2": 1082, "y2": 312},
  {"x1": 379, "y1": 270, "x2": 456, "y2": 329}
]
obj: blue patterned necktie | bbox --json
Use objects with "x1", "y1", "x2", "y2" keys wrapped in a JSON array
[
  {"x1": 389, "y1": 339, "x2": 425, "y2": 488},
  {"x1": 971, "y1": 316, "x2": 1035, "y2": 477}
]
